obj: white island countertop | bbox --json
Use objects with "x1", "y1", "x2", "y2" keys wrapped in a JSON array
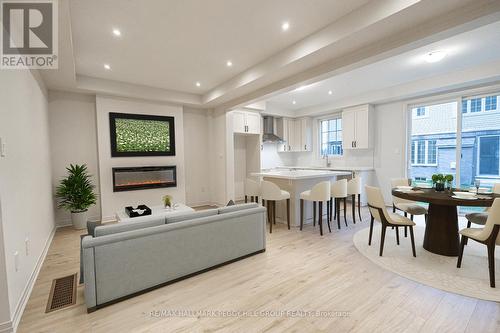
[
  {"x1": 252, "y1": 169, "x2": 351, "y2": 180},
  {"x1": 277, "y1": 166, "x2": 374, "y2": 172}
]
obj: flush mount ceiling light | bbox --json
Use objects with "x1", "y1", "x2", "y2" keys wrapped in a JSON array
[
  {"x1": 424, "y1": 50, "x2": 447, "y2": 63},
  {"x1": 112, "y1": 28, "x2": 121, "y2": 37},
  {"x1": 104, "y1": 64, "x2": 111, "y2": 70},
  {"x1": 328, "y1": 90, "x2": 333, "y2": 95},
  {"x1": 281, "y1": 21, "x2": 290, "y2": 31},
  {"x1": 226, "y1": 60, "x2": 233, "y2": 67},
  {"x1": 195, "y1": 82, "x2": 201, "y2": 87},
  {"x1": 292, "y1": 100, "x2": 296, "y2": 105}
]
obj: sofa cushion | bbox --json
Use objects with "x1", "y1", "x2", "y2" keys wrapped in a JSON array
[
  {"x1": 218, "y1": 203, "x2": 259, "y2": 214},
  {"x1": 165, "y1": 209, "x2": 218, "y2": 224},
  {"x1": 94, "y1": 218, "x2": 165, "y2": 237}
]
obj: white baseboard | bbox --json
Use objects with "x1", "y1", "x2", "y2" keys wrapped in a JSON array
[
  {"x1": 10, "y1": 226, "x2": 56, "y2": 333},
  {"x1": 0, "y1": 321, "x2": 13, "y2": 333}
]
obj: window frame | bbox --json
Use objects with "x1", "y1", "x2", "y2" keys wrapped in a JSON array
[
  {"x1": 477, "y1": 135, "x2": 500, "y2": 177},
  {"x1": 412, "y1": 106, "x2": 428, "y2": 118},
  {"x1": 318, "y1": 116, "x2": 343, "y2": 157},
  {"x1": 411, "y1": 139, "x2": 438, "y2": 166}
]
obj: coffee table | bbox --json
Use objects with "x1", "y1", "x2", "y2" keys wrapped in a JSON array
[{"x1": 116, "y1": 203, "x2": 195, "y2": 223}]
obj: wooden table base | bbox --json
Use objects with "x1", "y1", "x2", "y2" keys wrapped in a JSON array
[{"x1": 423, "y1": 204, "x2": 459, "y2": 256}]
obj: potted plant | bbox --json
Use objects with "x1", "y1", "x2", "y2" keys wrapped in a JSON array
[
  {"x1": 163, "y1": 194, "x2": 172, "y2": 208},
  {"x1": 444, "y1": 174, "x2": 454, "y2": 191},
  {"x1": 432, "y1": 173, "x2": 454, "y2": 192},
  {"x1": 56, "y1": 164, "x2": 97, "y2": 229}
]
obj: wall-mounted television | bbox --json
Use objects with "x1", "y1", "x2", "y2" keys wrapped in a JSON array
[{"x1": 109, "y1": 112, "x2": 176, "y2": 157}]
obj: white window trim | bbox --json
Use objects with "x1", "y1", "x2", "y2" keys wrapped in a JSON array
[
  {"x1": 411, "y1": 140, "x2": 438, "y2": 166},
  {"x1": 318, "y1": 117, "x2": 343, "y2": 157},
  {"x1": 477, "y1": 135, "x2": 500, "y2": 177}
]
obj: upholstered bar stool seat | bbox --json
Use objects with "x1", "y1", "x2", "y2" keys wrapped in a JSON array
[
  {"x1": 261, "y1": 180, "x2": 290, "y2": 233},
  {"x1": 300, "y1": 181, "x2": 331, "y2": 236},
  {"x1": 245, "y1": 178, "x2": 261, "y2": 203}
]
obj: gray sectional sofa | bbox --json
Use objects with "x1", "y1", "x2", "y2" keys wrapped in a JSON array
[{"x1": 82, "y1": 203, "x2": 266, "y2": 312}]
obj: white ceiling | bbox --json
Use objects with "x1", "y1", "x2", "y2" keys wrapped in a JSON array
[
  {"x1": 69, "y1": 0, "x2": 371, "y2": 94},
  {"x1": 264, "y1": 20, "x2": 500, "y2": 111}
]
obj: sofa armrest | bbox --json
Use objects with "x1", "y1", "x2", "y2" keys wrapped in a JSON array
[{"x1": 82, "y1": 235, "x2": 97, "y2": 311}]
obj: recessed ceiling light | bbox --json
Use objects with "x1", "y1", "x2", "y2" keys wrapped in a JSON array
[
  {"x1": 292, "y1": 100, "x2": 296, "y2": 105},
  {"x1": 281, "y1": 22, "x2": 290, "y2": 31},
  {"x1": 112, "y1": 28, "x2": 121, "y2": 37},
  {"x1": 226, "y1": 60, "x2": 233, "y2": 67},
  {"x1": 328, "y1": 90, "x2": 333, "y2": 95},
  {"x1": 195, "y1": 82, "x2": 201, "y2": 87},
  {"x1": 104, "y1": 64, "x2": 111, "y2": 70},
  {"x1": 424, "y1": 50, "x2": 447, "y2": 63}
]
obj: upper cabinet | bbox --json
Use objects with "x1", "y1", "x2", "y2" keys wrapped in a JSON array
[
  {"x1": 342, "y1": 104, "x2": 373, "y2": 150},
  {"x1": 277, "y1": 117, "x2": 312, "y2": 152},
  {"x1": 232, "y1": 111, "x2": 261, "y2": 134}
]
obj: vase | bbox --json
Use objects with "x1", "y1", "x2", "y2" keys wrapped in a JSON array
[
  {"x1": 71, "y1": 210, "x2": 88, "y2": 230},
  {"x1": 435, "y1": 182, "x2": 445, "y2": 192}
]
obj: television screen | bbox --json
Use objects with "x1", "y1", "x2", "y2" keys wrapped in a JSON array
[{"x1": 109, "y1": 112, "x2": 176, "y2": 157}]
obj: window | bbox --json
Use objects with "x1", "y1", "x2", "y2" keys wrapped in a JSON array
[
  {"x1": 478, "y1": 136, "x2": 500, "y2": 176},
  {"x1": 470, "y1": 98, "x2": 482, "y2": 113},
  {"x1": 485, "y1": 96, "x2": 497, "y2": 111},
  {"x1": 320, "y1": 118, "x2": 343, "y2": 156},
  {"x1": 412, "y1": 106, "x2": 427, "y2": 118},
  {"x1": 411, "y1": 140, "x2": 438, "y2": 166},
  {"x1": 461, "y1": 100, "x2": 468, "y2": 113}
]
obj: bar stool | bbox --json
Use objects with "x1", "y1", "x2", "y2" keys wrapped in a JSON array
[
  {"x1": 330, "y1": 179, "x2": 348, "y2": 229},
  {"x1": 347, "y1": 177, "x2": 362, "y2": 223},
  {"x1": 260, "y1": 181, "x2": 290, "y2": 233},
  {"x1": 244, "y1": 178, "x2": 260, "y2": 203},
  {"x1": 299, "y1": 181, "x2": 331, "y2": 236}
]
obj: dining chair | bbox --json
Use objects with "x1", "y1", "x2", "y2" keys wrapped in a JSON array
[
  {"x1": 300, "y1": 181, "x2": 331, "y2": 236},
  {"x1": 330, "y1": 179, "x2": 348, "y2": 229},
  {"x1": 366, "y1": 185, "x2": 417, "y2": 257},
  {"x1": 244, "y1": 178, "x2": 260, "y2": 203},
  {"x1": 457, "y1": 198, "x2": 500, "y2": 288},
  {"x1": 260, "y1": 180, "x2": 290, "y2": 233},
  {"x1": 391, "y1": 178, "x2": 428, "y2": 237},
  {"x1": 347, "y1": 177, "x2": 362, "y2": 223},
  {"x1": 465, "y1": 183, "x2": 500, "y2": 227}
]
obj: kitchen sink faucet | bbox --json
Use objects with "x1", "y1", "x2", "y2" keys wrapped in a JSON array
[{"x1": 323, "y1": 154, "x2": 331, "y2": 167}]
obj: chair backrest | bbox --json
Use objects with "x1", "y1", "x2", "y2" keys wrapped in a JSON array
[
  {"x1": 365, "y1": 185, "x2": 390, "y2": 223},
  {"x1": 478, "y1": 198, "x2": 500, "y2": 245},
  {"x1": 309, "y1": 181, "x2": 331, "y2": 202},
  {"x1": 347, "y1": 177, "x2": 362, "y2": 195},
  {"x1": 331, "y1": 179, "x2": 348, "y2": 198},
  {"x1": 391, "y1": 178, "x2": 413, "y2": 205},
  {"x1": 245, "y1": 178, "x2": 260, "y2": 196},
  {"x1": 260, "y1": 180, "x2": 283, "y2": 201}
]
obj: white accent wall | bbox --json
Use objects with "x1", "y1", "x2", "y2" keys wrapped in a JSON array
[
  {"x1": 0, "y1": 69, "x2": 55, "y2": 331},
  {"x1": 48, "y1": 91, "x2": 101, "y2": 225},
  {"x1": 95, "y1": 96, "x2": 186, "y2": 221}
]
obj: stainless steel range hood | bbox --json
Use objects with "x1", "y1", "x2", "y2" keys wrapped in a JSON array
[{"x1": 262, "y1": 116, "x2": 283, "y2": 143}]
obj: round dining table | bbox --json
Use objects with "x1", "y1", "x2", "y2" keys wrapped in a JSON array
[{"x1": 391, "y1": 188, "x2": 499, "y2": 256}]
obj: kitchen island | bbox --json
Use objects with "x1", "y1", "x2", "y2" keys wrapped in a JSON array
[{"x1": 251, "y1": 169, "x2": 351, "y2": 227}]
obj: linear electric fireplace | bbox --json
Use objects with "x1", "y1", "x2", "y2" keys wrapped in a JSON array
[{"x1": 112, "y1": 166, "x2": 177, "y2": 192}]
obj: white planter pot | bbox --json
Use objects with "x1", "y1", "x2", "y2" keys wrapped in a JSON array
[{"x1": 71, "y1": 210, "x2": 88, "y2": 230}]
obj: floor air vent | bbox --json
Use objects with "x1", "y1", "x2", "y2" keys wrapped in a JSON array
[{"x1": 46, "y1": 273, "x2": 77, "y2": 313}]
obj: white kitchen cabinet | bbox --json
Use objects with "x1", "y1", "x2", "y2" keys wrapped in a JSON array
[
  {"x1": 277, "y1": 117, "x2": 312, "y2": 152},
  {"x1": 342, "y1": 104, "x2": 373, "y2": 150},
  {"x1": 232, "y1": 111, "x2": 261, "y2": 134}
]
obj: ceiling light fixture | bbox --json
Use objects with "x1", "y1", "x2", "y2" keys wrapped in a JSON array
[
  {"x1": 104, "y1": 64, "x2": 111, "y2": 70},
  {"x1": 281, "y1": 21, "x2": 290, "y2": 31},
  {"x1": 424, "y1": 50, "x2": 447, "y2": 63},
  {"x1": 112, "y1": 28, "x2": 121, "y2": 37},
  {"x1": 292, "y1": 100, "x2": 296, "y2": 105},
  {"x1": 328, "y1": 90, "x2": 333, "y2": 95},
  {"x1": 195, "y1": 82, "x2": 201, "y2": 87},
  {"x1": 226, "y1": 60, "x2": 233, "y2": 67}
]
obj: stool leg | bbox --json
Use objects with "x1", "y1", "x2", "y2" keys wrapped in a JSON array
[
  {"x1": 286, "y1": 198, "x2": 290, "y2": 230},
  {"x1": 255, "y1": 196, "x2": 258, "y2": 203},
  {"x1": 313, "y1": 202, "x2": 316, "y2": 227},
  {"x1": 352, "y1": 194, "x2": 356, "y2": 224},
  {"x1": 326, "y1": 201, "x2": 332, "y2": 233},
  {"x1": 318, "y1": 201, "x2": 323, "y2": 236},
  {"x1": 329, "y1": 198, "x2": 333, "y2": 222},
  {"x1": 336, "y1": 198, "x2": 341, "y2": 230},
  {"x1": 272, "y1": 201, "x2": 276, "y2": 226},
  {"x1": 300, "y1": 199, "x2": 304, "y2": 231},
  {"x1": 358, "y1": 194, "x2": 362, "y2": 221},
  {"x1": 327, "y1": 199, "x2": 330, "y2": 223},
  {"x1": 245, "y1": 195, "x2": 248, "y2": 203},
  {"x1": 395, "y1": 227, "x2": 400, "y2": 245},
  {"x1": 333, "y1": 198, "x2": 337, "y2": 220},
  {"x1": 343, "y1": 198, "x2": 347, "y2": 227}
]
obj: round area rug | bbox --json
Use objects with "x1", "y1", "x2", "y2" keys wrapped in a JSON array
[{"x1": 353, "y1": 224, "x2": 500, "y2": 302}]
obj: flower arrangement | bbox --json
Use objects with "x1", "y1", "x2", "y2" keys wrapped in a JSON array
[
  {"x1": 163, "y1": 194, "x2": 172, "y2": 208},
  {"x1": 431, "y1": 174, "x2": 453, "y2": 191}
]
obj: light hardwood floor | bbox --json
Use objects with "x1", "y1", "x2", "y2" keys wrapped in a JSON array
[{"x1": 17, "y1": 205, "x2": 500, "y2": 333}]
